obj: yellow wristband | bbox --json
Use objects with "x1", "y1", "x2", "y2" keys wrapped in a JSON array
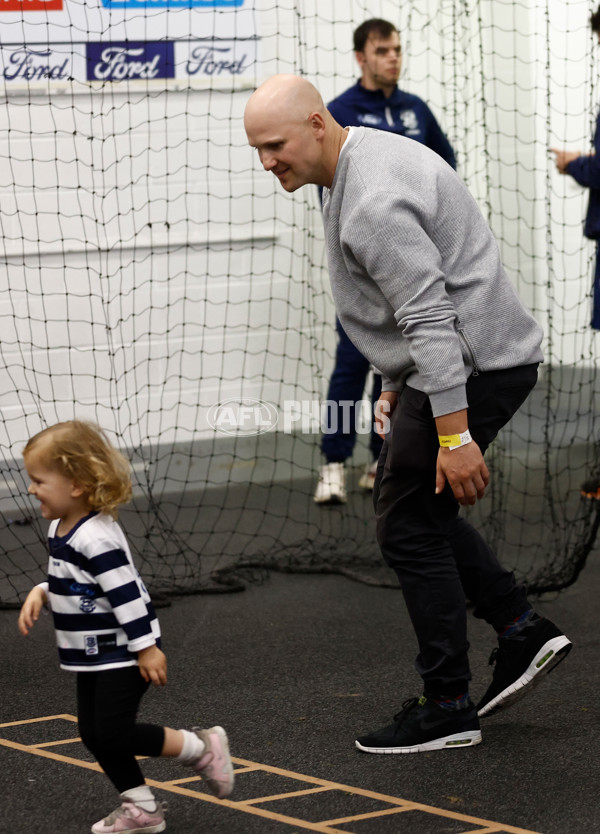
[
  {"x1": 438, "y1": 429, "x2": 472, "y2": 450},
  {"x1": 438, "y1": 434, "x2": 461, "y2": 447}
]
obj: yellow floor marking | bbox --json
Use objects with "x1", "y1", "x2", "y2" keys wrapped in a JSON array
[
  {"x1": 31, "y1": 737, "x2": 82, "y2": 748},
  {"x1": 0, "y1": 736, "x2": 103, "y2": 773},
  {"x1": 163, "y1": 774, "x2": 203, "y2": 786},
  {"x1": 480, "y1": 829, "x2": 527, "y2": 833},
  {"x1": 241, "y1": 786, "x2": 333, "y2": 804},
  {"x1": 142, "y1": 778, "x2": 357, "y2": 834},
  {"x1": 230, "y1": 754, "x2": 544, "y2": 834},
  {"x1": 163, "y1": 764, "x2": 258, "y2": 788},
  {"x1": 0, "y1": 714, "x2": 75, "y2": 728},
  {"x1": 323, "y1": 806, "x2": 414, "y2": 824},
  {"x1": 461, "y1": 828, "x2": 512, "y2": 833},
  {"x1": 0, "y1": 715, "x2": 544, "y2": 834}
]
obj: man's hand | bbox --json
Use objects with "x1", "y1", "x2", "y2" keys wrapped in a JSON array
[
  {"x1": 374, "y1": 391, "x2": 398, "y2": 439},
  {"x1": 551, "y1": 148, "x2": 581, "y2": 174},
  {"x1": 436, "y1": 441, "x2": 489, "y2": 506},
  {"x1": 18, "y1": 586, "x2": 47, "y2": 636},
  {"x1": 138, "y1": 644, "x2": 168, "y2": 686}
]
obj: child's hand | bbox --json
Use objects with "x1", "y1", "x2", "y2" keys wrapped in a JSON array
[
  {"x1": 138, "y1": 644, "x2": 168, "y2": 687},
  {"x1": 18, "y1": 586, "x2": 47, "y2": 636}
]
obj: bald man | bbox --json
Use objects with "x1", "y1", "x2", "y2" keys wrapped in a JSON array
[
  {"x1": 314, "y1": 19, "x2": 457, "y2": 505},
  {"x1": 244, "y1": 75, "x2": 341, "y2": 191},
  {"x1": 245, "y1": 75, "x2": 571, "y2": 755}
]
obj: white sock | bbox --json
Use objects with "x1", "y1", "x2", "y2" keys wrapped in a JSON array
[
  {"x1": 121, "y1": 785, "x2": 156, "y2": 812},
  {"x1": 176, "y1": 729, "x2": 205, "y2": 765}
]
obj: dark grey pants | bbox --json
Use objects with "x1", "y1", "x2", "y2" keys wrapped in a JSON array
[{"x1": 374, "y1": 364, "x2": 539, "y2": 696}]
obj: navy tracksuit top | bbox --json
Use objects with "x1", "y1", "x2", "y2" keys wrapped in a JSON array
[
  {"x1": 566, "y1": 108, "x2": 600, "y2": 240},
  {"x1": 327, "y1": 80, "x2": 457, "y2": 170}
]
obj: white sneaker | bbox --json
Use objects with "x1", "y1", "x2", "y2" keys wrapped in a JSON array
[
  {"x1": 314, "y1": 462, "x2": 347, "y2": 504},
  {"x1": 358, "y1": 461, "x2": 378, "y2": 491}
]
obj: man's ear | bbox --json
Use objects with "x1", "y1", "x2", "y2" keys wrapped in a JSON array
[
  {"x1": 355, "y1": 50, "x2": 366, "y2": 71},
  {"x1": 308, "y1": 111, "x2": 326, "y2": 139}
]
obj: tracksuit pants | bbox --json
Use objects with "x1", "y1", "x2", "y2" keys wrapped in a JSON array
[{"x1": 321, "y1": 318, "x2": 384, "y2": 463}]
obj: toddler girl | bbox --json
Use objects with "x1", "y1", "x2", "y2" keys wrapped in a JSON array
[{"x1": 18, "y1": 420, "x2": 234, "y2": 833}]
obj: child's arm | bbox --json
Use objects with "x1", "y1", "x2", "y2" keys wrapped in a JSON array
[
  {"x1": 137, "y1": 644, "x2": 168, "y2": 687},
  {"x1": 18, "y1": 584, "x2": 48, "y2": 636}
]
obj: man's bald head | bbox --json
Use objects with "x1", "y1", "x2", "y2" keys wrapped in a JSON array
[
  {"x1": 244, "y1": 74, "x2": 327, "y2": 128},
  {"x1": 245, "y1": 74, "x2": 346, "y2": 191}
]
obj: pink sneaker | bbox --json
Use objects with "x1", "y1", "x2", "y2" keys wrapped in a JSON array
[
  {"x1": 91, "y1": 799, "x2": 166, "y2": 833},
  {"x1": 192, "y1": 725, "x2": 234, "y2": 798}
]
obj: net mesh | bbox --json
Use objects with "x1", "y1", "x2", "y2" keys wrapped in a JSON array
[{"x1": 1, "y1": 0, "x2": 599, "y2": 608}]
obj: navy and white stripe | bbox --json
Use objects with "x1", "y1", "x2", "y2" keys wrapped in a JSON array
[{"x1": 44, "y1": 512, "x2": 161, "y2": 672}]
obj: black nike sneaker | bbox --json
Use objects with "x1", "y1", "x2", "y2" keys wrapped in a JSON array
[
  {"x1": 355, "y1": 695, "x2": 481, "y2": 754},
  {"x1": 477, "y1": 617, "x2": 572, "y2": 717}
]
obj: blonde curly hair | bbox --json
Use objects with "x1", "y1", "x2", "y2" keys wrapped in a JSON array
[{"x1": 24, "y1": 421, "x2": 132, "y2": 519}]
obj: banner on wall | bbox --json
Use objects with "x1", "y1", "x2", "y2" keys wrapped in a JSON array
[{"x1": 0, "y1": 0, "x2": 258, "y2": 89}]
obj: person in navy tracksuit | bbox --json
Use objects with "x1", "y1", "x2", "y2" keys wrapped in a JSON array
[
  {"x1": 314, "y1": 18, "x2": 457, "y2": 505},
  {"x1": 551, "y1": 5, "x2": 600, "y2": 331},
  {"x1": 551, "y1": 7, "x2": 600, "y2": 502}
]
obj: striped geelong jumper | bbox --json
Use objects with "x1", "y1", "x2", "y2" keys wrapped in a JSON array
[
  {"x1": 38, "y1": 512, "x2": 160, "y2": 671},
  {"x1": 321, "y1": 126, "x2": 544, "y2": 418}
]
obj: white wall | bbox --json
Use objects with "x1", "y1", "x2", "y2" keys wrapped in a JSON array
[{"x1": 0, "y1": 0, "x2": 597, "y2": 469}]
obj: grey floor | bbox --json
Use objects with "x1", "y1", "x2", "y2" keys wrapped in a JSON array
[{"x1": 0, "y1": 534, "x2": 598, "y2": 834}]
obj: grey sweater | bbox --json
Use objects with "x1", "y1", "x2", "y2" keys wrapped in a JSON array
[{"x1": 322, "y1": 127, "x2": 543, "y2": 416}]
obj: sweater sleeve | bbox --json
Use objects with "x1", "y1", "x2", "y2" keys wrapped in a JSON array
[
  {"x1": 380, "y1": 376, "x2": 400, "y2": 392},
  {"x1": 565, "y1": 111, "x2": 600, "y2": 188},
  {"x1": 565, "y1": 154, "x2": 600, "y2": 189}
]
